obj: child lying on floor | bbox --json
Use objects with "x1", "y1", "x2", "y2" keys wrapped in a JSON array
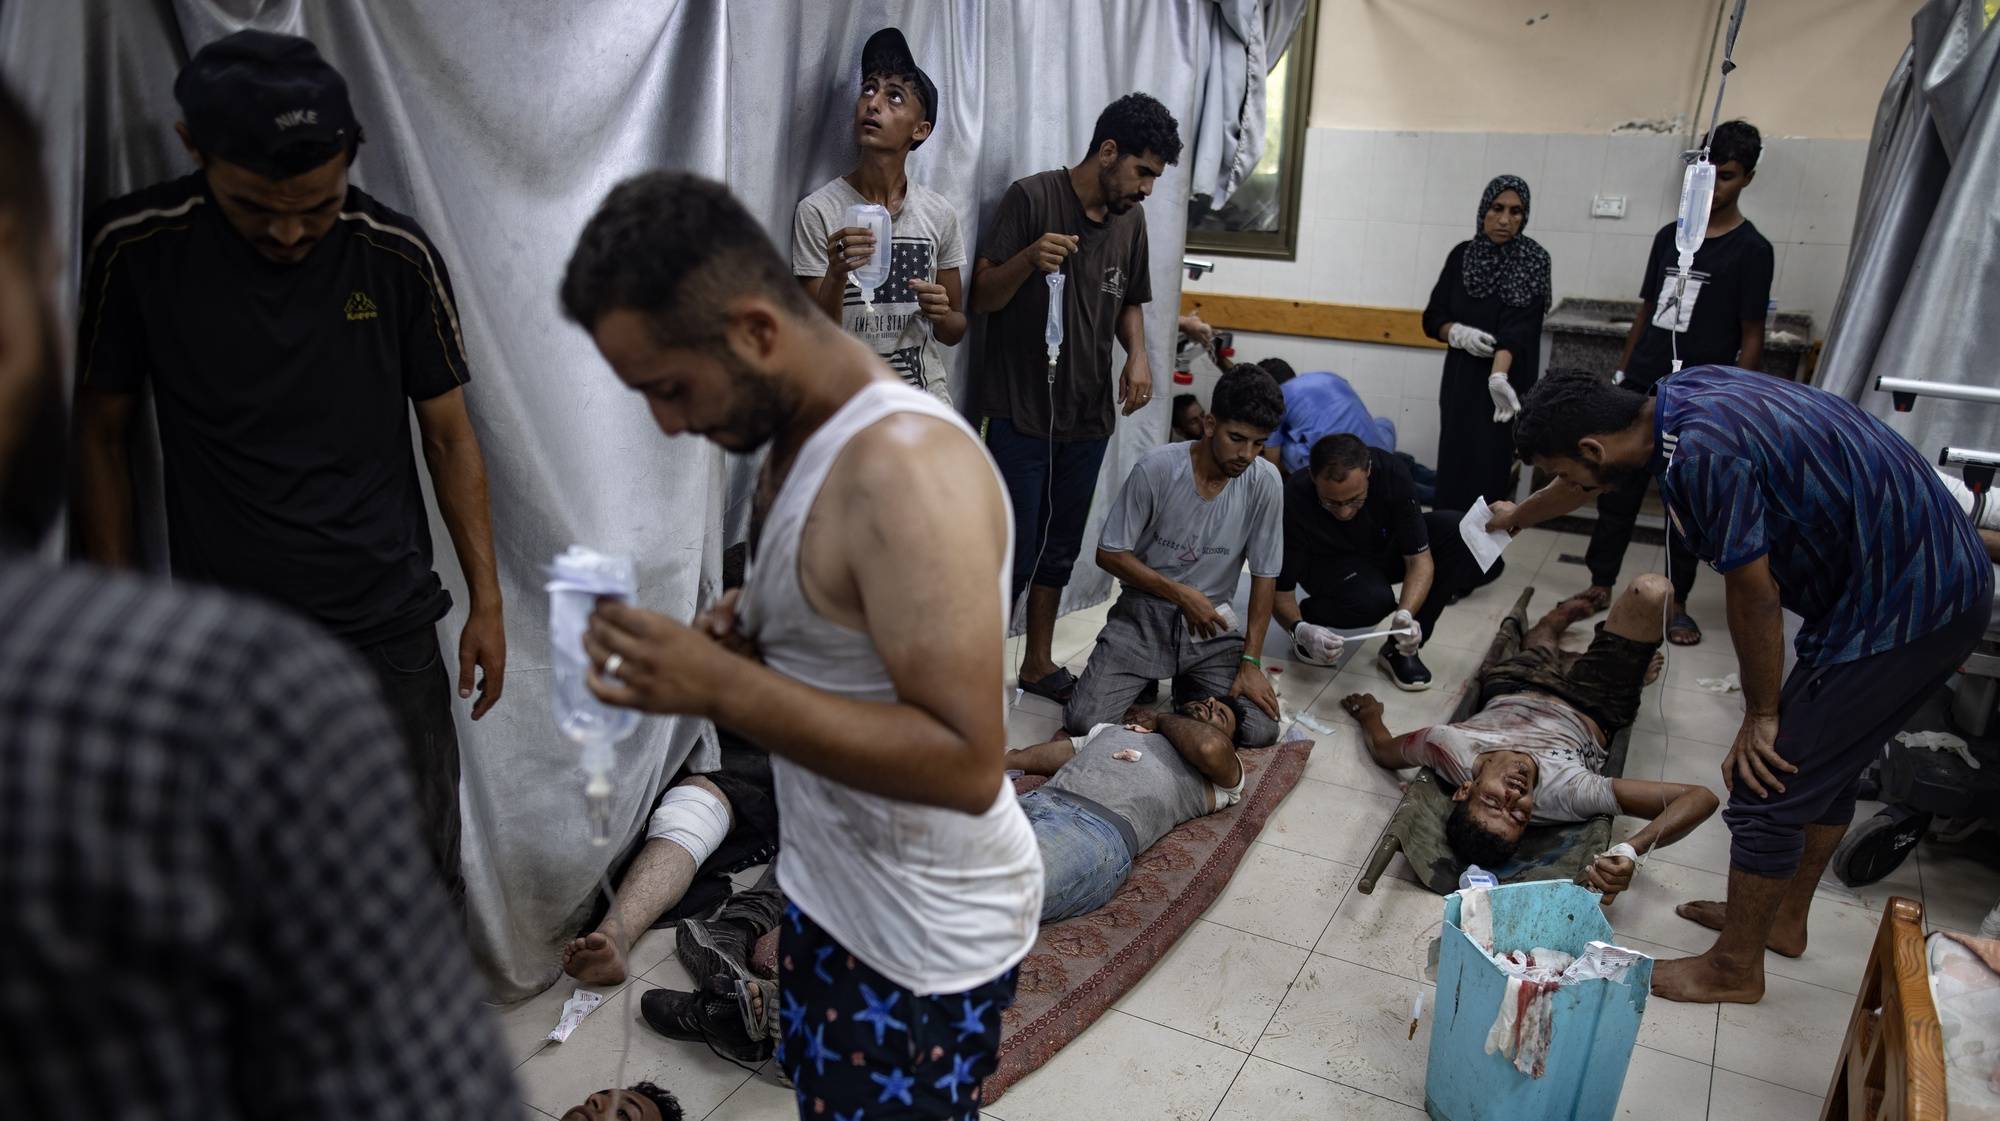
[{"x1": 1344, "y1": 574, "x2": 1719, "y2": 901}]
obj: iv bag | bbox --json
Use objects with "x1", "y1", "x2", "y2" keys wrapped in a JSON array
[
  {"x1": 1673, "y1": 160, "x2": 1716, "y2": 265},
  {"x1": 1044, "y1": 271, "x2": 1067, "y2": 365},
  {"x1": 547, "y1": 546, "x2": 641, "y2": 750},
  {"x1": 844, "y1": 202, "x2": 893, "y2": 304}
]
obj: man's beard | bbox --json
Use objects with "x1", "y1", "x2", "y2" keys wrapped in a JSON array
[
  {"x1": 0, "y1": 312, "x2": 66, "y2": 550},
  {"x1": 707, "y1": 349, "x2": 796, "y2": 455}
]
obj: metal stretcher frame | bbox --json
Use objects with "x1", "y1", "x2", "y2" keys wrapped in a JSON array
[{"x1": 1357, "y1": 588, "x2": 1632, "y2": 895}]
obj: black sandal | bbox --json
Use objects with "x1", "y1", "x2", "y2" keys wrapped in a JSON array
[
  {"x1": 1668, "y1": 609, "x2": 1702, "y2": 646},
  {"x1": 1019, "y1": 667, "x2": 1078, "y2": 704}
]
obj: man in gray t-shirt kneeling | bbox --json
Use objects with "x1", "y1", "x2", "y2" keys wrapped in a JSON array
[
  {"x1": 1007, "y1": 699, "x2": 1245, "y2": 922},
  {"x1": 1064, "y1": 366, "x2": 1288, "y2": 747}
]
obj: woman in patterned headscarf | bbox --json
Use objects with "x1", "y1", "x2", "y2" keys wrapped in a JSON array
[{"x1": 1421, "y1": 173, "x2": 1552, "y2": 518}]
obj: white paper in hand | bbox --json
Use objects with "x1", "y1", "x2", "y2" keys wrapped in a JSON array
[{"x1": 1459, "y1": 498, "x2": 1513, "y2": 573}]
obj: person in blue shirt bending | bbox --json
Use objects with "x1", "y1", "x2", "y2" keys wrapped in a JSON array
[{"x1": 1490, "y1": 368, "x2": 1990, "y2": 1005}]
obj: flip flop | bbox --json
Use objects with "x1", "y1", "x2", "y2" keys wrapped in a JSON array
[
  {"x1": 1019, "y1": 667, "x2": 1078, "y2": 704},
  {"x1": 1668, "y1": 610, "x2": 1702, "y2": 646}
]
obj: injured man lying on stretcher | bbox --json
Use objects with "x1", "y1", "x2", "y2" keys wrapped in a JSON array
[
  {"x1": 1343, "y1": 574, "x2": 1720, "y2": 901},
  {"x1": 1006, "y1": 697, "x2": 1245, "y2": 922}
]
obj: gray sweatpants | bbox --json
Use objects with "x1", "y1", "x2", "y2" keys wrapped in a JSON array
[{"x1": 1063, "y1": 592, "x2": 1280, "y2": 746}]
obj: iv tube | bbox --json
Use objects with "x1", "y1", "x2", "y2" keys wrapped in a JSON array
[{"x1": 1044, "y1": 271, "x2": 1066, "y2": 368}]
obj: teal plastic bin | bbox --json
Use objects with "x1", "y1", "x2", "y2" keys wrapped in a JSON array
[{"x1": 1425, "y1": 881, "x2": 1653, "y2": 1121}]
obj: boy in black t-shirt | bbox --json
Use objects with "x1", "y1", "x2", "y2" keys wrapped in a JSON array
[{"x1": 1579, "y1": 120, "x2": 1775, "y2": 646}]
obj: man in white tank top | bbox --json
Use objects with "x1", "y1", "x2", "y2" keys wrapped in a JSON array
[{"x1": 560, "y1": 172, "x2": 1041, "y2": 1121}]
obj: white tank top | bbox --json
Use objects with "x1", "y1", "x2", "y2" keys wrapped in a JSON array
[{"x1": 739, "y1": 380, "x2": 1043, "y2": 994}]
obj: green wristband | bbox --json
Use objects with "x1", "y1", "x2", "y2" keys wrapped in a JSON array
[{"x1": 1241, "y1": 654, "x2": 1263, "y2": 668}]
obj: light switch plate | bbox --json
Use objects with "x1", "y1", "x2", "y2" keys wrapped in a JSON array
[{"x1": 1591, "y1": 195, "x2": 1627, "y2": 219}]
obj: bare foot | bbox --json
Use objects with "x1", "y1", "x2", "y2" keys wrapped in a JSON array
[
  {"x1": 1643, "y1": 651, "x2": 1665, "y2": 686},
  {"x1": 1650, "y1": 952, "x2": 1765, "y2": 1003},
  {"x1": 1675, "y1": 900, "x2": 1807, "y2": 957},
  {"x1": 1567, "y1": 585, "x2": 1613, "y2": 616},
  {"x1": 561, "y1": 931, "x2": 628, "y2": 985}
]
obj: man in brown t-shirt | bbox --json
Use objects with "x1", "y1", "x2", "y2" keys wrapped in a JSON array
[{"x1": 971, "y1": 91, "x2": 1181, "y2": 704}]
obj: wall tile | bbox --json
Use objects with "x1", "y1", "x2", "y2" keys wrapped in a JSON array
[
  {"x1": 1391, "y1": 347, "x2": 1444, "y2": 402},
  {"x1": 1535, "y1": 133, "x2": 1609, "y2": 233},
  {"x1": 1774, "y1": 241, "x2": 1851, "y2": 336},
  {"x1": 1584, "y1": 231, "x2": 1657, "y2": 301},
  {"x1": 1265, "y1": 230, "x2": 1315, "y2": 300},
  {"x1": 1486, "y1": 132, "x2": 1548, "y2": 195},
  {"x1": 1413, "y1": 225, "x2": 1463, "y2": 308},
  {"x1": 1600, "y1": 133, "x2": 1683, "y2": 232},
  {"x1": 1791, "y1": 139, "x2": 1868, "y2": 244},
  {"x1": 1396, "y1": 398, "x2": 1442, "y2": 465},
  {"x1": 1355, "y1": 221, "x2": 1421, "y2": 307},
  {"x1": 1364, "y1": 131, "x2": 1431, "y2": 224},
  {"x1": 1744, "y1": 137, "x2": 1808, "y2": 239},
  {"x1": 1307, "y1": 217, "x2": 1367, "y2": 304},
  {"x1": 1305, "y1": 127, "x2": 1371, "y2": 222},
  {"x1": 1536, "y1": 230, "x2": 1593, "y2": 301},
  {"x1": 1420, "y1": 131, "x2": 1493, "y2": 228}
]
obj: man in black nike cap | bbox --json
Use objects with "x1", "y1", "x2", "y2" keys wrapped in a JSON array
[{"x1": 71, "y1": 30, "x2": 507, "y2": 917}]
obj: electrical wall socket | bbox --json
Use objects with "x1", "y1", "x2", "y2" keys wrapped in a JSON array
[{"x1": 1591, "y1": 195, "x2": 1627, "y2": 219}]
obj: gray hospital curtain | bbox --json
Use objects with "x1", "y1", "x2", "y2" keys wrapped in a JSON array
[
  {"x1": 1816, "y1": 0, "x2": 2000, "y2": 459},
  {"x1": 3, "y1": 0, "x2": 1221, "y2": 999}
]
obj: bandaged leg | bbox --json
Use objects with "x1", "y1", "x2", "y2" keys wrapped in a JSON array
[
  {"x1": 563, "y1": 777, "x2": 734, "y2": 985},
  {"x1": 648, "y1": 782, "x2": 733, "y2": 866}
]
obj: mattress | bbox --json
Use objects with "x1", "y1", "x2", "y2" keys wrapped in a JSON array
[{"x1": 1927, "y1": 930, "x2": 2000, "y2": 1121}]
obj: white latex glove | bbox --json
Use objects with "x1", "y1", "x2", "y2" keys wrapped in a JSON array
[
  {"x1": 1292, "y1": 621, "x2": 1344, "y2": 666},
  {"x1": 1447, "y1": 323, "x2": 1497, "y2": 357},
  {"x1": 1612, "y1": 369, "x2": 1627, "y2": 386},
  {"x1": 1391, "y1": 609, "x2": 1421, "y2": 655},
  {"x1": 1392, "y1": 612, "x2": 1424, "y2": 656},
  {"x1": 1487, "y1": 373, "x2": 1521, "y2": 422}
]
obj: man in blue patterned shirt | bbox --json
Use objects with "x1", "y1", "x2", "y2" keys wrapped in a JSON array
[{"x1": 1493, "y1": 367, "x2": 1990, "y2": 1004}]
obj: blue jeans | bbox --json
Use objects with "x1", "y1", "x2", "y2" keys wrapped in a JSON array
[
  {"x1": 984, "y1": 416, "x2": 1110, "y2": 600},
  {"x1": 1019, "y1": 789, "x2": 1132, "y2": 922}
]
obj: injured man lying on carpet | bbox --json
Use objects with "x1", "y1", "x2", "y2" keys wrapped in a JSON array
[
  {"x1": 1343, "y1": 574, "x2": 1719, "y2": 901},
  {"x1": 1009, "y1": 698, "x2": 1246, "y2": 922}
]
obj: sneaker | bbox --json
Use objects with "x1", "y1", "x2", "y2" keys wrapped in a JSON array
[
  {"x1": 640, "y1": 977, "x2": 773, "y2": 1064},
  {"x1": 675, "y1": 917, "x2": 754, "y2": 987},
  {"x1": 1377, "y1": 647, "x2": 1433, "y2": 692},
  {"x1": 1136, "y1": 679, "x2": 1161, "y2": 704}
]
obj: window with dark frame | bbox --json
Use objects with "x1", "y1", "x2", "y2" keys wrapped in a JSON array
[{"x1": 1186, "y1": 1, "x2": 1318, "y2": 260}]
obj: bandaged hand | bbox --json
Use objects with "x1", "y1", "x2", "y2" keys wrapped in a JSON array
[
  {"x1": 1487, "y1": 373, "x2": 1521, "y2": 422},
  {"x1": 1391, "y1": 609, "x2": 1421, "y2": 655},
  {"x1": 1447, "y1": 322, "x2": 1497, "y2": 357},
  {"x1": 1292, "y1": 621, "x2": 1344, "y2": 665},
  {"x1": 1584, "y1": 842, "x2": 1639, "y2": 903}
]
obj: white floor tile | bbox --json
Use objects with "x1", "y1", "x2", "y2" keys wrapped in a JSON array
[
  {"x1": 1309, "y1": 678, "x2": 1465, "y2": 739},
  {"x1": 1631, "y1": 686, "x2": 1745, "y2": 748},
  {"x1": 1345, "y1": 640, "x2": 1490, "y2": 695},
  {"x1": 513, "y1": 980, "x2": 756, "y2": 1120},
  {"x1": 1005, "y1": 703, "x2": 1063, "y2": 746},
  {"x1": 1612, "y1": 935, "x2": 1721, "y2": 1065},
  {"x1": 1712, "y1": 972, "x2": 1852, "y2": 1095},
  {"x1": 1706, "y1": 1067, "x2": 1824, "y2": 1121},
  {"x1": 1254, "y1": 954, "x2": 1433, "y2": 1108},
  {"x1": 1314, "y1": 872, "x2": 1448, "y2": 980},
  {"x1": 1297, "y1": 719, "x2": 1409, "y2": 798},
  {"x1": 992, "y1": 1009, "x2": 1247, "y2": 1121},
  {"x1": 495, "y1": 926, "x2": 683, "y2": 1070},
  {"x1": 1114, "y1": 920, "x2": 1310, "y2": 1050},
  {"x1": 699, "y1": 1065, "x2": 795, "y2": 1120},
  {"x1": 1210, "y1": 1056, "x2": 1427, "y2": 1120},
  {"x1": 1617, "y1": 1044, "x2": 1713, "y2": 1121},
  {"x1": 1206, "y1": 841, "x2": 1357, "y2": 949},
  {"x1": 1604, "y1": 859, "x2": 1730, "y2": 954},
  {"x1": 1262, "y1": 777, "x2": 1399, "y2": 867}
]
